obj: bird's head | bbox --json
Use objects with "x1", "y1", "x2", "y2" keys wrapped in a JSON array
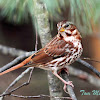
[{"x1": 57, "y1": 21, "x2": 82, "y2": 42}]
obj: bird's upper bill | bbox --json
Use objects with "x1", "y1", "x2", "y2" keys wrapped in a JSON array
[{"x1": 59, "y1": 27, "x2": 65, "y2": 32}]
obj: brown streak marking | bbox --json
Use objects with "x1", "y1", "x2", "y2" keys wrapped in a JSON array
[
  {"x1": 49, "y1": 61, "x2": 57, "y2": 64},
  {"x1": 57, "y1": 58, "x2": 66, "y2": 67},
  {"x1": 67, "y1": 53, "x2": 72, "y2": 58},
  {"x1": 74, "y1": 47, "x2": 78, "y2": 53},
  {"x1": 67, "y1": 58, "x2": 71, "y2": 63}
]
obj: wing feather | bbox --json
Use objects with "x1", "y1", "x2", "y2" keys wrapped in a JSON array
[
  {"x1": 29, "y1": 36, "x2": 70, "y2": 65},
  {"x1": 44, "y1": 36, "x2": 67, "y2": 56}
]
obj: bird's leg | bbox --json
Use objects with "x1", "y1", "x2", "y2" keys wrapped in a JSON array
[
  {"x1": 52, "y1": 70, "x2": 74, "y2": 93},
  {"x1": 63, "y1": 68, "x2": 69, "y2": 76},
  {"x1": 58, "y1": 68, "x2": 69, "y2": 76}
]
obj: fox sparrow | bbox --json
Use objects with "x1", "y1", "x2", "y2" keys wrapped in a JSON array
[{"x1": 0, "y1": 21, "x2": 83, "y2": 92}]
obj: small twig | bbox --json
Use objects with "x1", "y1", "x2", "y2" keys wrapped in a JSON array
[
  {"x1": 35, "y1": 18, "x2": 38, "y2": 51},
  {"x1": 0, "y1": 67, "x2": 34, "y2": 97},
  {"x1": 7, "y1": 67, "x2": 34, "y2": 94},
  {"x1": 0, "y1": 51, "x2": 35, "y2": 73},
  {"x1": 0, "y1": 44, "x2": 27, "y2": 57},
  {"x1": 77, "y1": 59, "x2": 100, "y2": 77},
  {"x1": 10, "y1": 94, "x2": 72, "y2": 99},
  {"x1": 81, "y1": 57, "x2": 100, "y2": 63}
]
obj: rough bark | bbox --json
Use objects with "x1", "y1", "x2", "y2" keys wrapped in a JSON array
[{"x1": 33, "y1": 0, "x2": 63, "y2": 100}]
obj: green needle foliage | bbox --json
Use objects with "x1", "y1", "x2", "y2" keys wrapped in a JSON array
[
  {"x1": 0, "y1": 0, "x2": 99, "y2": 34},
  {"x1": 0, "y1": 0, "x2": 30, "y2": 24},
  {"x1": 69, "y1": 0, "x2": 95, "y2": 34}
]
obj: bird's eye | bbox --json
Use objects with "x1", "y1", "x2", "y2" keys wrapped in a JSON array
[{"x1": 64, "y1": 24, "x2": 69, "y2": 28}]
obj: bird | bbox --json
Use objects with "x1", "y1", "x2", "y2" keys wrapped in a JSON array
[{"x1": 0, "y1": 20, "x2": 83, "y2": 92}]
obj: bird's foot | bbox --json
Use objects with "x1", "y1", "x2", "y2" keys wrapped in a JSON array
[{"x1": 63, "y1": 81, "x2": 74, "y2": 93}]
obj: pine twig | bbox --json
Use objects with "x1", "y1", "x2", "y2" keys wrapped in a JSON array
[
  {"x1": 0, "y1": 51, "x2": 35, "y2": 73},
  {"x1": 10, "y1": 94, "x2": 72, "y2": 99},
  {"x1": 81, "y1": 57, "x2": 100, "y2": 63},
  {"x1": 77, "y1": 59, "x2": 100, "y2": 77},
  {"x1": 0, "y1": 67, "x2": 34, "y2": 98}
]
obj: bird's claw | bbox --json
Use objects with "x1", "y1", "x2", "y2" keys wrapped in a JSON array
[
  {"x1": 67, "y1": 81, "x2": 74, "y2": 88},
  {"x1": 63, "y1": 81, "x2": 74, "y2": 93}
]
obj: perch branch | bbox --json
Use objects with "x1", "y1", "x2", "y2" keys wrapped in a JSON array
[
  {"x1": 32, "y1": 0, "x2": 64, "y2": 100},
  {"x1": 61, "y1": 71, "x2": 77, "y2": 100}
]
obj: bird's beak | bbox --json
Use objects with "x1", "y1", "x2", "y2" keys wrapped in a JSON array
[{"x1": 59, "y1": 27, "x2": 65, "y2": 32}]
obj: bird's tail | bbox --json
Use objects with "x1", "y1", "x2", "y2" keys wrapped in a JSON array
[{"x1": 0, "y1": 55, "x2": 33, "y2": 76}]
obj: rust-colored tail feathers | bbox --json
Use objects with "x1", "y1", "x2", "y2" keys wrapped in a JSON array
[{"x1": 0, "y1": 55, "x2": 33, "y2": 76}]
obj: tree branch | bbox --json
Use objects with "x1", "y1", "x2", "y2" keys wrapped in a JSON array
[
  {"x1": 0, "y1": 44, "x2": 27, "y2": 57},
  {"x1": 77, "y1": 59, "x2": 100, "y2": 77},
  {"x1": 0, "y1": 67, "x2": 34, "y2": 98},
  {"x1": 33, "y1": 0, "x2": 64, "y2": 100},
  {"x1": 0, "y1": 51, "x2": 35, "y2": 73},
  {"x1": 61, "y1": 71, "x2": 77, "y2": 100}
]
